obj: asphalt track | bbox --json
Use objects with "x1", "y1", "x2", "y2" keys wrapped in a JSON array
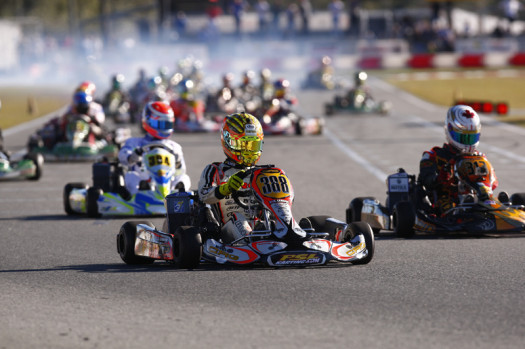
[{"x1": 1, "y1": 79, "x2": 524, "y2": 349}]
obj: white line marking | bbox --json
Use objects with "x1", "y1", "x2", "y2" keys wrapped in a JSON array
[{"x1": 324, "y1": 128, "x2": 387, "y2": 182}]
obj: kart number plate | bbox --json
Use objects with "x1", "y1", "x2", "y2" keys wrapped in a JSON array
[{"x1": 388, "y1": 175, "x2": 409, "y2": 192}]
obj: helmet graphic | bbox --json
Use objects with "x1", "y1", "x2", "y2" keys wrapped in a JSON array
[
  {"x1": 142, "y1": 101, "x2": 175, "y2": 139},
  {"x1": 445, "y1": 105, "x2": 481, "y2": 153},
  {"x1": 221, "y1": 112, "x2": 264, "y2": 167},
  {"x1": 76, "y1": 81, "x2": 96, "y2": 96}
]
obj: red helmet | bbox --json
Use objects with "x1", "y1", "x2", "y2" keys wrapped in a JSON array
[
  {"x1": 76, "y1": 81, "x2": 96, "y2": 96},
  {"x1": 142, "y1": 101, "x2": 175, "y2": 139}
]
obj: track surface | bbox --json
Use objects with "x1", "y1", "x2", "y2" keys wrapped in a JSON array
[{"x1": 1, "y1": 80, "x2": 524, "y2": 349}]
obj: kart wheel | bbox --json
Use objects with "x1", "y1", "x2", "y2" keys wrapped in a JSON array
[
  {"x1": 325, "y1": 103, "x2": 334, "y2": 116},
  {"x1": 393, "y1": 201, "x2": 415, "y2": 238},
  {"x1": 343, "y1": 222, "x2": 375, "y2": 265},
  {"x1": 346, "y1": 197, "x2": 375, "y2": 223},
  {"x1": 86, "y1": 187, "x2": 102, "y2": 218},
  {"x1": 24, "y1": 152, "x2": 44, "y2": 180},
  {"x1": 172, "y1": 226, "x2": 202, "y2": 269},
  {"x1": 510, "y1": 193, "x2": 525, "y2": 206},
  {"x1": 117, "y1": 221, "x2": 155, "y2": 265},
  {"x1": 63, "y1": 182, "x2": 88, "y2": 215},
  {"x1": 299, "y1": 215, "x2": 331, "y2": 236},
  {"x1": 295, "y1": 117, "x2": 305, "y2": 135}
]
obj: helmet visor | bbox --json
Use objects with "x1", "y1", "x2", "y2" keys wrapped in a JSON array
[
  {"x1": 449, "y1": 127, "x2": 480, "y2": 146},
  {"x1": 148, "y1": 119, "x2": 174, "y2": 130},
  {"x1": 229, "y1": 136, "x2": 263, "y2": 152}
]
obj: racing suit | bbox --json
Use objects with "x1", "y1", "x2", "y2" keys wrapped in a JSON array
[
  {"x1": 59, "y1": 102, "x2": 107, "y2": 143},
  {"x1": 418, "y1": 142, "x2": 498, "y2": 215},
  {"x1": 198, "y1": 159, "x2": 255, "y2": 242},
  {"x1": 118, "y1": 134, "x2": 191, "y2": 196}
]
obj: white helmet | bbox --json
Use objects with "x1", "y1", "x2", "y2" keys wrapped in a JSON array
[{"x1": 445, "y1": 105, "x2": 481, "y2": 153}]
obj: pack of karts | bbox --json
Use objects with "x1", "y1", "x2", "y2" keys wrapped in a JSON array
[
  {"x1": 325, "y1": 89, "x2": 391, "y2": 116},
  {"x1": 0, "y1": 152, "x2": 44, "y2": 181},
  {"x1": 257, "y1": 99, "x2": 324, "y2": 136},
  {"x1": 28, "y1": 114, "x2": 129, "y2": 162},
  {"x1": 63, "y1": 142, "x2": 184, "y2": 217},
  {"x1": 347, "y1": 153, "x2": 525, "y2": 238},
  {"x1": 116, "y1": 165, "x2": 375, "y2": 268}
]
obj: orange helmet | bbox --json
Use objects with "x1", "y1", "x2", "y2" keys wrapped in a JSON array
[
  {"x1": 76, "y1": 81, "x2": 96, "y2": 96},
  {"x1": 221, "y1": 112, "x2": 263, "y2": 167}
]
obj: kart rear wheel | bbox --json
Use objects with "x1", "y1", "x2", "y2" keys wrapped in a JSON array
[
  {"x1": 325, "y1": 103, "x2": 334, "y2": 116},
  {"x1": 24, "y1": 152, "x2": 44, "y2": 180},
  {"x1": 343, "y1": 222, "x2": 375, "y2": 265},
  {"x1": 346, "y1": 197, "x2": 380, "y2": 234},
  {"x1": 510, "y1": 193, "x2": 525, "y2": 206},
  {"x1": 393, "y1": 201, "x2": 415, "y2": 238},
  {"x1": 86, "y1": 187, "x2": 102, "y2": 218},
  {"x1": 117, "y1": 221, "x2": 156, "y2": 265},
  {"x1": 172, "y1": 226, "x2": 202, "y2": 269},
  {"x1": 295, "y1": 117, "x2": 305, "y2": 135},
  {"x1": 63, "y1": 182, "x2": 88, "y2": 215}
]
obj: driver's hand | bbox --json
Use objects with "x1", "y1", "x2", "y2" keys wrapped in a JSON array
[
  {"x1": 219, "y1": 170, "x2": 246, "y2": 196},
  {"x1": 128, "y1": 152, "x2": 141, "y2": 165}
]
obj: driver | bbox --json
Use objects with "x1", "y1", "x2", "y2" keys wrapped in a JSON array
[
  {"x1": 418, "y1": 104, "x2": 498, "y2": 216},
  {"x1": 198, "y1": 112, "x2": 265, "y2": 242},
  {"x1": 118, "y1": 101, "x2": 191, "y2": 198}
]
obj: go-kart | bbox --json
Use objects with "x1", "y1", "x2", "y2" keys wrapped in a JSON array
[
  {"x1": 28, "y1": 114, "x2": 127, "y2": 161},
  {"x1": 116, "y1": 165, "x2": 375, "y2": 268},
  {"x1": 347, "y1": 153, "x2": 525, "y2": 238},
  {"x1": 63, "y1": 142, "x2": 186, "y2": 217},
  {"x1": 258, "y1": 99, "x2": 324, "y2": 136},
  {"x1": 171, "y1": 99, "x2": 221, "y2": 133},
  {"x1": 0, "y1": 152, "x2": 44, "y2": 181},
  {"x1": 325, "y1": 89, "x2": 391, "y2": 116},
  {"x1": 104, "y1": 90, "x2": 131, "y2": 123}
]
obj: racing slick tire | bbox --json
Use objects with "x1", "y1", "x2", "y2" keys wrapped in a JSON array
[
  {"x1": 86, "y1": 186, "x2": 102, "y2": 218},
  {"x1": 510, "y1": 193, "x2": 525, "y2": 206},
  {"x1": 343, "y1": 222, "x2": 375, "y2": 265},
  {"x1": 346, "y1": 197, "x2": 380, "y2": 234},
  {"x1": 325, "y1": 103, "x2": 334, "y2": 116},
  {"x1": 295, "y1": 117, "x2": 306, "y2": 135},
  {"x1": 117, "y1": 221, "x2": 156, "y2": 265},
  {"x1": 63, "y1": 182, "x2": 88, "y2": 215},
  {"x1": 24, "y1": 152, "x2": 44, "y2": 180},
  {"x1": 172, "y1": 226, "x2": 202, "y2": 269},
  {"x1": 393, "y1": 201, "x2": 415, "y2": 238}
]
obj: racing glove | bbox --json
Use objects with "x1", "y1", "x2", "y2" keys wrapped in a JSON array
[
  {"x1": 218, "y1": 170, "x2": 246, "y2": 196},
  {"x1": 127, "y1": 152, "x2": 142, "y2": 165}
]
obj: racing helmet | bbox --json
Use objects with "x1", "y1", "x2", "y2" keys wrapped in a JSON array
[
  {"x1": 72, "y1": 91, "x2": 92, "y2": 115},
  {"x1": 147, "y1": 76, "x2": 162, "y2": 91},
  {"x1": 273, "y1": 78, "x2": 290, "y2": 98},
  {"x1": 111, "y1": 74, "x2": 125, "y2": 90},
  {"x1": 76, "y1": 81, "x2": 96, "y2": 96},
  {"x1": 222, "y1": 73, "x2": 234, "y2": 87},
  {"x1": 242, "y1": 70, "x2": 255, "y2": 86},
  {"x1": 354, "y1": 71, "x2": 367, "y2": 87},
  {"x1": 221, "y1": 112, "x2": 264, "y2": 167},
  {"x1": 142, "y1": 101, "x2": 175, "y2": 139},
  {"x1": 260, "y1": 68, "x2": 272, "y2": 82},
  {"x1": 445, "y1": 105, "x2": 481, "y2": 153}
]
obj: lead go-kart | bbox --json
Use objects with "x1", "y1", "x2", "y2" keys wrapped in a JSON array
[
  {"x1": 63, "y1": 142, "x2": 186, "y2": 217},
  {"x1": 0, "y1": 151, "x2": 44, "y2": 181},
  {"x1": 325, "y1": 89, "x2": 391, "y2": 116},
  {"x1": 347, "y1": 153, "x2": 525, "y2": 238},
  {"x1": 116, "y1": 165, "x2": 374, "y2": 268}
]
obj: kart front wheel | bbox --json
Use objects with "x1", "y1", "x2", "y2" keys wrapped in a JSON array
[
  {"x1": 344, "y1": 221, "x2": 375, "y2": 265},
  {"x1": 393, "y1": 201, "x2": 415, "y2": 238},
  {"x1": 117, "y1": 221, "x2": 156, "y2": 265},
  {"x1": 24, "y1": 152, "x2": 44, "y2": 180},
  {"x1": 510, "y1": 193, "x2": 525, "y2": 206},
  {"x1": 172, "y1": 226, "x2": 202, "y2": 269},
  {"x1": 86, "y1": 187, "x2": 102, "y2": 218},
  {"x1": 63, "y1": 182, "x2": 88, "y2": 215}
]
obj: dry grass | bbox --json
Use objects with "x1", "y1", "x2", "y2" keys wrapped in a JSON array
[{"x1": 0, "y1": 86, "x2": 70, "y2": 129}]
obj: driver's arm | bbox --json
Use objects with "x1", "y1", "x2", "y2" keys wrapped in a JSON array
[{"x1": 118, "y1": 137, "x2": 141, "y2": 166}]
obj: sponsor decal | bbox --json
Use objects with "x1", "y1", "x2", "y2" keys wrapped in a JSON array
[
  {"x1": 208, "y1": 245, "x2": 240, "y2": 261},
  {"x1": 388, "y1": 176, "x2": 409, "y2": 192},
  {"x1": 245, "y1": 124, "x2": 257, "y2": 136},
  {"x1": 270, "y1": 252, "x2": 324, "y2": 266},
  {"x1": 172, "y1": 200, "x2": 184, "y2": 213}
]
